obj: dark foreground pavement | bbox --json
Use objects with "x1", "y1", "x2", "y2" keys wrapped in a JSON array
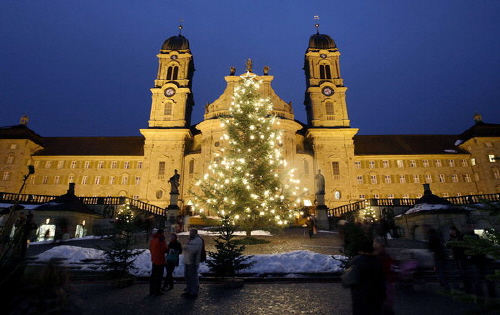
[{"x1": 65, "y1": 280, "x2": 498, "y2": 315}]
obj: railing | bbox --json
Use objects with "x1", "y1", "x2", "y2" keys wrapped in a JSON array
[
  {"x1": 0, "y1": 193, "x2": 166, "y2": 217},
  {"x1": 328, "y1": 193, "x2": 500, "y2": 217}
]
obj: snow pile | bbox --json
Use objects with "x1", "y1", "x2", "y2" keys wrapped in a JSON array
[
  {"x1": 33, "y1": 246, "x2": 344, "y2": 277},
  {"x1": 403, "y1": 203, "x2": 450, "y2": 215}
]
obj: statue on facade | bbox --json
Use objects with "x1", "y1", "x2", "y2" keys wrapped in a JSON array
[
  {"x1": 315, "y1": 170, "x2": 325, "y2": 195},
  {"x1": 169, "y1": 169, "x2": 180, "y2": 194},
  {"x1": 246, "y1": 58, "x2": 253, "y2": 72}
]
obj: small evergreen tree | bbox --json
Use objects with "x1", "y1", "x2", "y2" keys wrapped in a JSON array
[
  {"x1": 191, "y1": 73, "x2": 305, "y2": 236},
  {"x1": 102, "y1": 204, "x2": 144, "y2": 279},
  {"x1": 206, "y1": 217, "x2": 255, "y2": 279}
]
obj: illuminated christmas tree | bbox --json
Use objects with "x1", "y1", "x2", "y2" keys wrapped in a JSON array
[{"x1": 192, "y1": 73, "x2": 305, "y2": 236}]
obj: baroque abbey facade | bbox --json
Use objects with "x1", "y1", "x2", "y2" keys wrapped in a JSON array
[{"x1": 1, "y1": 30, "x2": 499, "y2": 214}]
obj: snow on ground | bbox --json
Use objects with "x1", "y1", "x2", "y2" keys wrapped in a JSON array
[{"x1": 32, "y1": 244, "x2": 344, "y2": 278}]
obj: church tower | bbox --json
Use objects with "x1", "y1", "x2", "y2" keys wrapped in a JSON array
[
  {"x1": 304, "y1": 24, "x2": 359, "y2": 207},
  {"x1": 303, "y1": 25, "x2": 349, "y2": 128},
  {"x1": 148, "y1": 26, "x2": 195, "y2": 128},
  {"x1": 140, "y1": 27, "x2": 194, "y2": 208}
]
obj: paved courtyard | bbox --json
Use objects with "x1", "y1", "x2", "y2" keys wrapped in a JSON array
[{"x1": 68, "y1": 280, "x2": 495, "y2": 315}]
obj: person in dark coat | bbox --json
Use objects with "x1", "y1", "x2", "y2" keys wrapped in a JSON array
[
  {"x1": 162, "y1": 233, "x2": 182, "y2": 291},
  {"x1": 424, "y1": 225, "x2": 450, "y2": 290},
  {"x1": 348, "y1": 239, "x2": 386, "y2": 315},
  {"x1": 448, "y1": 226, "x2": 471, "y2": 291},
  {"x1": 149, "y1": 228, "x2": 167, "y2": 296}
]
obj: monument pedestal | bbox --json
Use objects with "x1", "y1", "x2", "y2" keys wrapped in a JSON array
[
  {"x1": 315, "y1": 193, "x2": 329, "y2": 229},
  {"x1": 165, "y1": 193, "x2": 180, "y2": 232}
]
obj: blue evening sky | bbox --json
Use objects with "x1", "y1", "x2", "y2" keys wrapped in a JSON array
[{"x1": 1, "y1": 0, "x2": 499, "y2": 137}]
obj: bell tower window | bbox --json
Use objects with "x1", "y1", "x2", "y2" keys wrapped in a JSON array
[
  {"x1": 166, "y1": 65, "x2": 179, "y2": 80},
  {"x1": 319, "y1": 64, "x2": 332, "y2": 79}
]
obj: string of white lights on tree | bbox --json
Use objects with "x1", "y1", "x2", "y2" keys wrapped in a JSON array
[{"x1": 191, "y1": 73, "x2": 307, "y2": 236}]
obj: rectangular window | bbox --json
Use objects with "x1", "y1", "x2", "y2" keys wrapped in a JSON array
[
  {"x1": 109, "y1": 176, "x2": 115, "y2": 185},
  {"x1": 2, "y1": 172, "x2": 10, "y2": 181},
  {"x1": 82, "y1": 176, "x2": 88, "y2": 185},
  {"x1": 435, "y1": 160, "x2": 442, "y2": 167},
  {"x1": 464, "y1": 174, "x2": 472, "y2": 182},
  {"x1": 442, "y1": 193, "x2": 449, "y2": 198},
  {"x1": 70, "y1": 161, "x2": 77, "y2": 169},
  {"x1": 397, "y1": 160, "x2": 404, "y2": 168},
  {"x1": 189, "y1": 160, "x2": 195, "y2": 174},
  {"x1": 68, "y1": 175, "x2": 74, "y2": 184},
  {"x1": 471, "y1": 158, "x2": 476, "y2": 166},
  {"x1": 370, "y1": 175, "x2": 377, "y2": 184},
  {"x1": 425, "y1": 174, "x2": 433, "y2": 183},
  {"x1": 359, "y1": 195, "x2": 366, "y2": 200},
  {"x1": 95, "y1": 176, "x2": 101, "y2": 185},
  {"x1": 382, "y1": 160, "x2": 389, "y2": 168},
  {"x1": 332, "y1": 161, "x2": 340, "y2": 178},
  {"x1": 438, "y1": 174, "x2": 445, "y2": 183},
  {"x1": 368, "y1": 161, "x2": 375, "y2": 169},
  {"x1": 387, "y1": 194, "x2": 394, "y2": 199},
  {"x1": 132, "y1": 195, "x2": 140, "y2": 200},
  {"x1": 355, "y1": 161, "x2": 361, "y2": 169},
  {"x1": 158, "y1": 161, "x2": 166, "y2": 179},
  {"x1": 399, "y1": 175, "x2": 406, "y2": 183},
  {"x1": 111, "y1": 161, "x2": 117, "y2": 169},
  {"x1": 31, "y1": 175, "x2": 37, "y2": 184},
  {"x1": 34, "y1": 161, "x2": 40, "y2": 168},
  {"x1": 413, "y1": 175, "x2": 420, "y2": 183},
  {"x1": 135, "y1": 176, "x2": 141, "y2": 185},
  {"x1": 54, "y1": 176, "x2": 60, "y2": 185},
  {"x1": 45, "y1": 161, "x2": 52, "y2": 168},
  {"x1": 384, "y1": 175, "x2": 391, "y2": 184},
  {"x1": 422, "y1": 160, "x2": 429, "y2": 167},
  {"x1": 373, "y1": 194, "x2": 380, "y2": 199},
  {"x1": 489, "y1": 155, "x2": 496, "y2": 163},
  {"x1": 57, "y1": 161, "x2": 64, "y2": 169},
  {"x1": 456, "y1": 193, "x2": 462, "y2": 197},
  {"x1": 5, "y1": 155, "x2": 14, "y2": 164},
  {"x1": 448, "y1": 159, "x2": 455, "y2": 167},
  {"x1": 84, "y1": 161, "x2": 91, "y2": 169},
  {"x1": 137, "y1": 161, "x2": 143, "y2": 169},
  {"x1": 485, "y1": 142, "x2": 493, "y2": 148},
  {"x1": 42, "y1": 176, "x2": 48, "y2": 184},
  {"x1": 98, "y1": 161, "x2": 104, "y2": 169},
  {"x1": 124, "y1": 161, "x2": 130, "y2": 169},
  {"x1": 452, "y1": 174, "x2": 458, "y2": 182},
  {"x1": 121, "y1": 175, "x2": 128, "y2": 185},
  {"x1": 461, "y1": 159, "x2": 468, "y2": 167},
  {"x1": 410, "y1": 160, "x2": 416, "y2": 168},
  {"x1": 9, "y1": 143, "x2": 18, "y2": 150},
  {"x1": 357, "y1": 175, "x2": 363, "y2": 184}
]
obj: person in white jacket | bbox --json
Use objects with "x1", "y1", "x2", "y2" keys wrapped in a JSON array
[{"x1": 182, "y1": 228, "x2": 203, "y2": 297}]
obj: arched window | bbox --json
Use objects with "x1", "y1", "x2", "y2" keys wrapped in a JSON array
[
  {"x1": 164, "y1": 102, "x2": 172, "y2": 116},
  {"x1": 173, "y1": 66, "x2": 179, "y2": 80},
  {"x1": 166, "y1": 65, "x2": 179, "y2": 80},
  {"x1": 319, "y1": 64, "x2": 332, "y2": 79}
]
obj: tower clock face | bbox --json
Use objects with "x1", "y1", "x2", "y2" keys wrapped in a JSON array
[
  {"x1": 320, "y1": 53, "x2": 327, "y2": 59},
  {"x1": 164, "y1": 88, "x2": 176, "y2": 97},
  {"x1": 322, "y1": 86, "x2": 334, "y2": 96}
]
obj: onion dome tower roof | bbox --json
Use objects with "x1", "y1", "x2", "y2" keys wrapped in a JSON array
[
  {"x1": 308, "y1": 33, "x2": 337, "y2": 49},
  {"x1": 161, "y1": 35, "x2": 190, "y2": 50}
]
